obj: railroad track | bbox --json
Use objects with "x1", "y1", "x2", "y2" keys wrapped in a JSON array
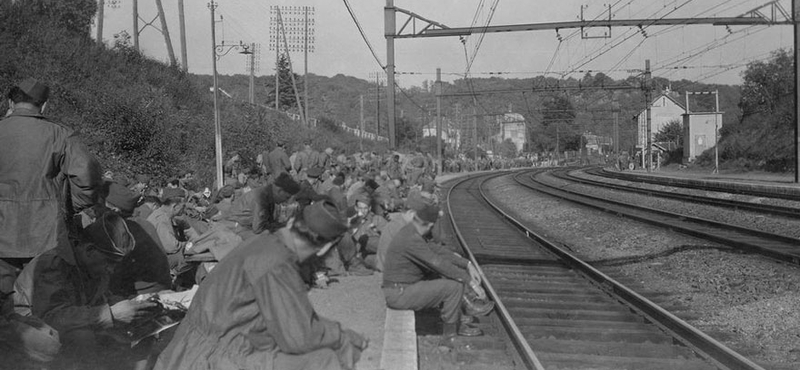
[
  {"x1": 440, "y1": 172, "x2": 763, "y2": 370},
  {"x1": 595, "y1": 168, "x2": 800, "y2": 202},
  {"x1": 515, "y1": 169, "x2": 800, "y2": 266},
  {"x1": 550, "y1": 167, "x2": 800, "y2": 219}
]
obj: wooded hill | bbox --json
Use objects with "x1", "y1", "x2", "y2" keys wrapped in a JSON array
[
  {"x1": 2, "y1": 0, "x2": 792, "y2": 180},
  {"x1": 215, "y1": 64, "x2": 743, "y2": 161}
]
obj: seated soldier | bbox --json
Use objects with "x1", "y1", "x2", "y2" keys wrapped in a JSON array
[
  {"x1": 227, "y1": 172, "x2": 300, "y2": 239},
  {"x1": 1, "y1": 264, "x2": 60, "y2": 365},
  {"x1": 382, "y1": 200, "x2": 494, "y2": 344},
  {"x1": 296, "y1": 167, "x2": 326, "y2": 207},
  {"x1": 103, "y1": 181, "x2": 172, "y2": 296},
  {"x1": 154, "y1": 200, "x2": 368, "y2": 370},
  {"x1": 13, "y1": 212, "x2": 159, "y2": 363},
  {"x1": 147, "y1": 188, "x2": 194, "y2": 275},
  {"x1": 350, "y1": 195, "x2": 388, "y2": 271}
]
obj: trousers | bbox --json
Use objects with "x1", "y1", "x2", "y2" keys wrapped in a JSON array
[{"x1": 383, "y1": 279, "x2": 464, "y2": 324}]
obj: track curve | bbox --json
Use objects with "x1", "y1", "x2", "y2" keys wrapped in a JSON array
[{"x1": 441, "y1": 171, "x2": 763, "y2": 370}]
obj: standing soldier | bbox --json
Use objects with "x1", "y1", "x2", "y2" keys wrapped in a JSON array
[
  {"x1": 0, "y1": 78, "x2": 101, "y2": 364},
  {"x1": 0, "y1": 77, "x2": 102, "y2": 289},
  {"x1": 267, "y1": 141, "x2": 292, "y2": 181}
]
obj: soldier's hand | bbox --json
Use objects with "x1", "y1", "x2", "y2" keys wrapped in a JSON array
[
  {"x1": 467, "y1": 262, "x2": 481, "y2": 285},
  {"x1": 110, "y1": 299, "x2": 159, "y2": 324}
]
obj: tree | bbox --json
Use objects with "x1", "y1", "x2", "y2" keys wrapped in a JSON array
[
  {"x1": 654, "y1": 118, "x2": 683, "y2": 147},
  {"x1": 264, "y1": 54, "x2": 302, "y2": 111},
  {"x1": 496, "y1": 139, "x2": 517, "y2": 158}
]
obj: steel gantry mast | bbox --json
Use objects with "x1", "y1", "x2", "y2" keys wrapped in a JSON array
[{"x1": 384, "y1": 1, "x2": 799, "y2": 180}]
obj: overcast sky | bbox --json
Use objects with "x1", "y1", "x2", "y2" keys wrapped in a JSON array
[{"x1": 94, "y1": 0, "x2": 793, "y2": 87}]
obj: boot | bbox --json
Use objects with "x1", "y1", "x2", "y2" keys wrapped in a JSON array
[
  {"x1": 462, "y1": 295, "x2": 495, "y2": 317},
  {"x1": 460, "y1": 315, "x2": 475, "y2": 325},
  {"x1": 457, "y1": 323, "x2": 483, "y2": 337}
]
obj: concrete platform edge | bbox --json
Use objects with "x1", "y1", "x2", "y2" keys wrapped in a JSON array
[{"x1": 379, "y1": 308, "x2": 417, "y2": 370}]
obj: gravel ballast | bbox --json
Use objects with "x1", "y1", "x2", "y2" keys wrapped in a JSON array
[{"x1": 484, "y1": 173, "x2": 800, "y2": 369}]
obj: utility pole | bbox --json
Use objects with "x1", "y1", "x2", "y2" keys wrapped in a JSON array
[
  {"x1": 360, "y1": 95, "x2": 365, "y2": 152},
  {"x1": 97, "y1": 0, "x2": 104, "y2": 46},
  {"x1": 613, "y1": 94, "x2": 620, "y2": 159},
  {"x1": 384, "y1": 0, "x2": 397, "y2": 148},
  {"x1": 275, "y1": 46, "x2": 280, "y2": 110},
  {"x1": 209, "y1": 1, "x2": 223, "y2": 189},
  {"x1": 249, "y1": 42, "x2": 256, "y2": 104},
  {"x1": 155, "y1": 0, "x2": 177, "y2": 67},
  {"x1": 556, "y1": 125, "x2": 560, "y2": 166},
  {"x1": 473, "y1": 103, "x2": 478, "y2": 172},
  {"x1": 376, "y1": 76, "x2": 381, "y2": 138},
  {"x1": 714, "y1": 89, "x2": 720, "y2": 174},
  {"x1": 644, "y1": 59, "x2": 652, "y2": 172},
  {"x1": 436, "y1": 68, "x2": 442, "y2": 176},
  {"x1": 178, "y1": 0, "x2": 188, "y2": 72},
  {"x1": 132, "y1": 0, "x2": 139, "y2": 50},
  {"x1": 304, "y1": 6, "x2": 310, "y2": 127},
  {"x1": 276, "y1": 8, "x2": 306, "y2": 126},
  {"x1": 795, "y1": 0, "x2": 799, "y2": 183}
]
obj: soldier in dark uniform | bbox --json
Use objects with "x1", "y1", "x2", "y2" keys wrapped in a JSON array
[
  {"x1": 382, "y1": 198, "x2": 493, "y2": 342},
  {"x1": 154, "y1": 200, "x2": 367, "y2": 370}
]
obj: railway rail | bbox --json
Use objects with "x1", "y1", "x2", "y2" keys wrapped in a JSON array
[
  {"x1": 595, "y1": 168, "x2": 800, "y2": 202},
  {"x1": 514, "y1": 169, "x2": 800, "y2": 266},
  {"x1": 551, "y1": 167, "x2": 800, "y2": 219},
  {"x1": 440, "y1": 171, "x2": 763, "y2": 370}
]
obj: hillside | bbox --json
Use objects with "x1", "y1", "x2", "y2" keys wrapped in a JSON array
[
  {"x1": 2, "y1": 1, "x2": 791, "y2": 178},
  {"x1": 215, "y1": 67, "x2": 743, "y2": 159},
  {"x1": 0, "y1": 1, "x2": 388, "y2": 187}
]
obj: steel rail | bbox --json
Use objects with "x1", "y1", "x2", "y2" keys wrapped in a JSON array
[
  {"x1": 477, "y1": 169, "x2": 765, "y2": 370},
  {"x1": 557, "y1": 167, "x2": 800, "y2": 218},
  {"x1": 598, "y1": 168, "x2": 800, "y2": 201},
  {"x1": 444, "y1": 171, "x2": 545, "y2": 370},
  {"x1": 518, "y1": 170, "x2": 800, "y2": 265}
]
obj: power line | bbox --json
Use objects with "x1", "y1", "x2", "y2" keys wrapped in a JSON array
[{"x1": 342, "y1": 0, "x2": 385, "y2": 70}]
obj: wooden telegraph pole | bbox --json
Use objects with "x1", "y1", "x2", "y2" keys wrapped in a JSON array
[
  {"x1": 132, "y1": 0, "x2": 139, "y2": 50},
  {"x1": 209, "y1": 1, "x2": 223, "y2": 189},
  {"x1": 178, "y1": 0, "x2": 188, "y2": 71},
  {"x1": 249, "y1": 43, "x2": 256, "y2": 104},
  {"x1": 645, "y1": 59, "x2": 652, "y2": 172},
  {"x1": 155, "y1": 0, "x2": 177, "y2": 67},
  {"x1": 436, "y1": 68, "x2": 442, "y2": 176},
  {"x1": 97, "y1": 0, "x2": 104, "y2": 46}
]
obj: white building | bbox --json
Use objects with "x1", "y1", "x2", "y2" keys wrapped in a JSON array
[
  {"x1": 683, "y1": 112, "x2": 723, "y2": 162},
  {"x1": 422, "y1": 118, "x2": 461, "y2": 149},
  {"x1": 492, "y1": 112, "x2": 527, "y2": 153},
  {"x1": 636, "y1": 92, "x2": 686, "y2": 149}
]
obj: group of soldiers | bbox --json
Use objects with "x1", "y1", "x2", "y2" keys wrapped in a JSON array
[{"x1": 1, "y1": 78, "x2": 493, "y2": 370}]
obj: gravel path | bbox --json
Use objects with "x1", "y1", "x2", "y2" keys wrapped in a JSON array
[{"x1": 484, "y1": 173, "x2": 800, "y2": 369}]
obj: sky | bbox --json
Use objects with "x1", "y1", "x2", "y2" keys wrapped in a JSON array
[{"x1": 93, "y1": 0, "x2": 794, "y2": 88}]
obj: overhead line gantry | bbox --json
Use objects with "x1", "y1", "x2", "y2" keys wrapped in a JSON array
[{"x1": 384, "y1": 0, "x2": 799, "y2": 180}]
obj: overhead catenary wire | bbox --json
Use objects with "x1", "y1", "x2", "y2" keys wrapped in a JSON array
[{"x1": 342, "y1": 0, "x2": 385, "y2": 70}]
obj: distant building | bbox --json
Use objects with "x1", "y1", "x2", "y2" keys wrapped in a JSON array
[
  {"x1": 683, "y1": 112, "x2": 723, "y2": 162},
  {"x1": 636, "y1": 92, "x2": 686, "y2": 149},
  {"x1": 583, "y1": 133, "x2": 612, "y2": 154},
  {"x1": 492, "y1": 112, "x2": 527, "y2": 153},
  {"x1": 422, "y1": 118, "x2": 461, "y2": 150}
]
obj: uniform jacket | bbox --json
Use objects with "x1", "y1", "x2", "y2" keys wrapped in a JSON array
[
  {"x1": 382, "y1": 223, "x2": 471, "y2": 285},
  {"x1": 267, "y1": 148, "x2": 291, "y2": 175},
  {"x1": 154, "y1": 229, "x2": 347, "y2": 370},
  {"x1": 0, "y1": 108, "x2": 102, "y2": 258},
  {"x1": 13, "y1": 241, "x2": 114, "y2": 334},
  {"x1": 227, "y1": 185, "x2": 282, "y2": 234}
]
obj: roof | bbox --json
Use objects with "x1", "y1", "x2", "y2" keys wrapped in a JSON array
[{"x1": 637, "y1": 92, "x2": 687, "y2": 117}]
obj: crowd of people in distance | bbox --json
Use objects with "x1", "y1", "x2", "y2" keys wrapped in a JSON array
[{"x1": 1, "y1": 78, "x2": 497, "y2": 370}]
